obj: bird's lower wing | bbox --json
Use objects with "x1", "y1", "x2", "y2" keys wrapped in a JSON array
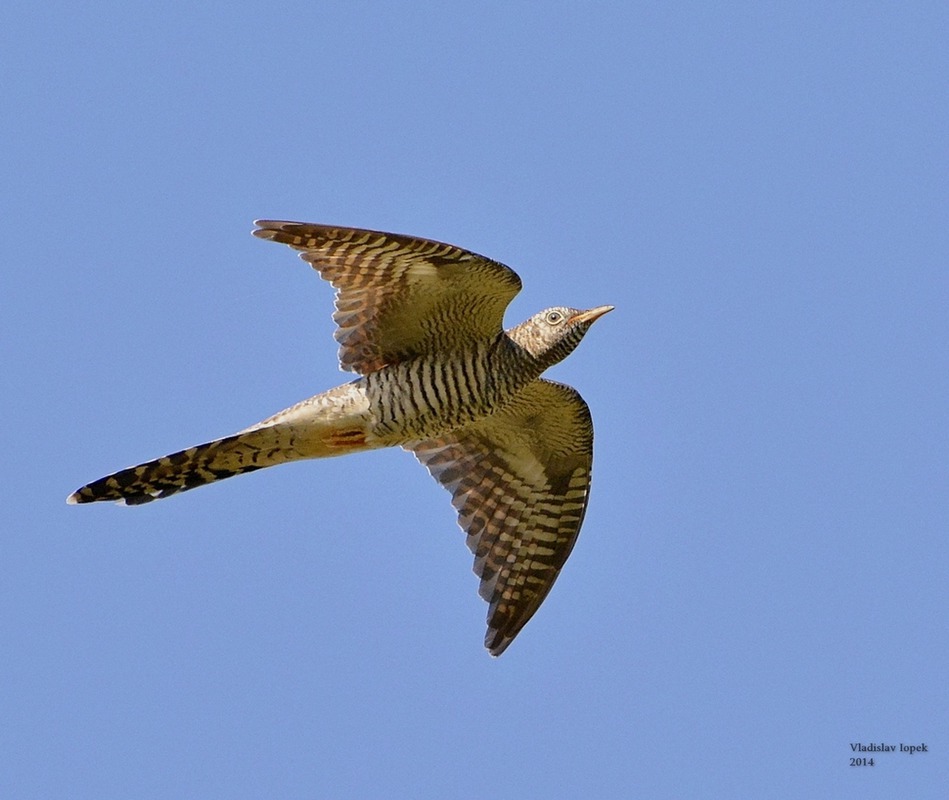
[{"x1": 407, "y1": 379, "x2": 594, "y2": 655}]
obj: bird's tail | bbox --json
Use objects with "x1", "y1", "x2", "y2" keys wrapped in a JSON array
[
  {"x1": 67, "y1": 424, "x2": 312, "y2": 506},
  {"x1": 68, "y1": 383, "x2": 378, "y2": 506}
]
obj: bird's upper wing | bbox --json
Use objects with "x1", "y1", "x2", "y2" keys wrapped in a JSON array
[
  {"x1": 253, "y1": 221, "x2": 522, "y2": 374},
  {"x1": 407, "y1": 379, "x2": 594, "y2": 656}
]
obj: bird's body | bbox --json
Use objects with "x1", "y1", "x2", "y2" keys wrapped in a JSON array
[{"x1": 69, "y1": 222, "x2": 612, "y2": 655}]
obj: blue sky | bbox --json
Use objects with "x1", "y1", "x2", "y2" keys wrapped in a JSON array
[{"x1": 3, "y1": 2, "x2": 948, "y2": 797}]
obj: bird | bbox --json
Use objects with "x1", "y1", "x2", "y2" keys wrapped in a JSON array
[{"x1": 68, "y1": 221, "x2": 613, "y2": 655}]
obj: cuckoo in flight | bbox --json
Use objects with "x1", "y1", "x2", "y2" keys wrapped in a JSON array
[{"x1": 69, "y1": 222, "x2": 613, "y2": 655}]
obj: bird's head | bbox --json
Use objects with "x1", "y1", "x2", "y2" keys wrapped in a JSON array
[{"x1": 507, "y1": 305, "x2": 614, "y2": 369}]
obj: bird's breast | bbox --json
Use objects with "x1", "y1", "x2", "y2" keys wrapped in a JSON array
[{"x1": 361, "y1": 346, "x2": 526, "y2": 442}]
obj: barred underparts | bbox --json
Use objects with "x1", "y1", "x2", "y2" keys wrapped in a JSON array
[{"x1": 68, "y1": 221, "x2": 612, "y2": 656}]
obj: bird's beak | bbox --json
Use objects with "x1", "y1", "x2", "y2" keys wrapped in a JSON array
[{"x1": 569, "y1": 305, "x2": 614, "y2": 325}]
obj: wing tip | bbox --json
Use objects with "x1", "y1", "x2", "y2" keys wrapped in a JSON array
[
  {"x1": 485, "y1": 628, "x2": 513, "y2": 657},
  {"x1": 252, "y1": 219, "x2": 296, "y2": 240}
]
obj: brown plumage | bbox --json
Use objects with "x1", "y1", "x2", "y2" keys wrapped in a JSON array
[{"x1": 69, "y1": 221, "x2": 613, "y2": 655}]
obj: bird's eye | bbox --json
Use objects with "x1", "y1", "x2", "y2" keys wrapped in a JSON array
[{"x1": 545, "y1": 311, "x2": 563, "y2": 325}]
